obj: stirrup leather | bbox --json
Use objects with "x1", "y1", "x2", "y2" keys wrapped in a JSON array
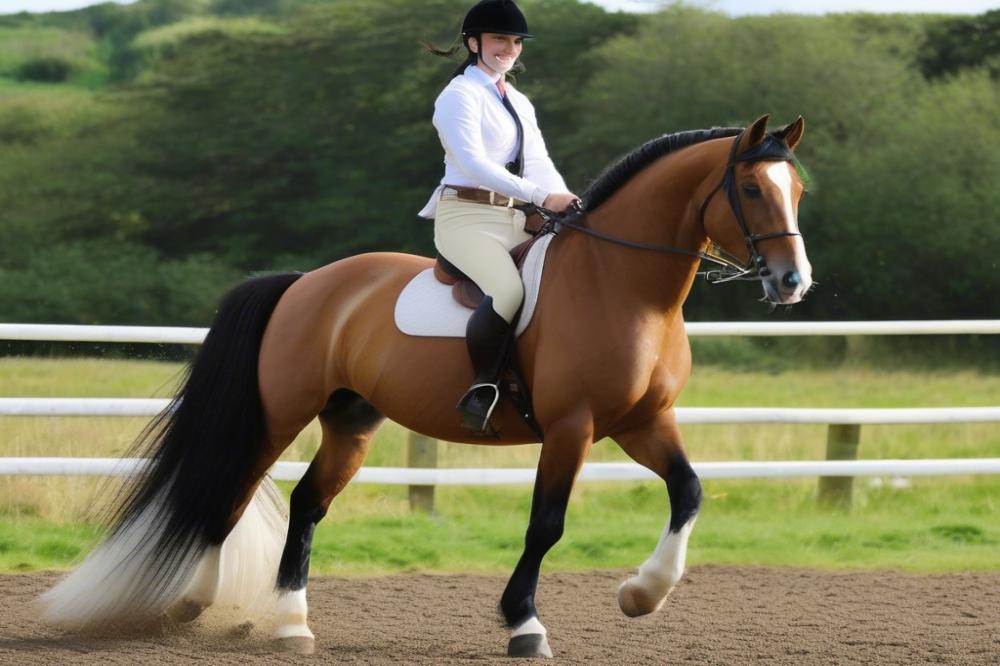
[{"x1": 457, "y1": 382, "x2": 501, "y2": 433}]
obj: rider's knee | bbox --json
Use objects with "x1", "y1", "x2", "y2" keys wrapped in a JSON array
[{"x1": 490, "y1": 283, "x2": 524, "y2": 323}]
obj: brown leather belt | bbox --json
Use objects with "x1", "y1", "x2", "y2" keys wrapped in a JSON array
[{"x1": 445, "y1": 186, "x2": 517, "y2": 208}]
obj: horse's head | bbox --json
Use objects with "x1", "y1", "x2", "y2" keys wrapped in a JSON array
[{"x1": 701, "y1": 115, "x2": 812, "y2": 304}]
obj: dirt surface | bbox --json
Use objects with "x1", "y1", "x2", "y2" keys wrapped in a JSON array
[{"x1": 1, "y1": 566, "x2": 998, "y2": 665}]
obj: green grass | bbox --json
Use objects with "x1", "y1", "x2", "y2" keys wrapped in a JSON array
[
  {"x1": 0, "y1": 356, "x2": 998, "y2": 574},
  {"x1": 295, "y1": 476, "x2": 1000, "y2": 576},
  {"x1": 0, "y1": 518, "x2": 100, "y2": 572},
  {"x1": 1, "y1": 477, "x2": 996, "y2": 575}
]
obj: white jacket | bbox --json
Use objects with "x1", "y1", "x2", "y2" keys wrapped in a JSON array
[{"x1": 419, "y1": 64, "x2": 568, "y2": 219}]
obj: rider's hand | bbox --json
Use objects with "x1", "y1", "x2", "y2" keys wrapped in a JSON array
[{"x1": 542, "y1": 192, "x2": 580, "y2": 213}]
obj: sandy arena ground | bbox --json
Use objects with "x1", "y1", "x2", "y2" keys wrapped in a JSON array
[{"x1": 1, "y1": 566, "x2": 997, "y2": 664}]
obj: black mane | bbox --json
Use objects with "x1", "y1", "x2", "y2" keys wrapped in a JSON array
[{"x1": 583, "y1": 127, "x2": 743, "y2": 212}]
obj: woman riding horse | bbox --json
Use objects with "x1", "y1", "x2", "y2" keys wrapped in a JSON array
[
  {"x1": 423, "y1": 0, "x2": 579, "y2": 434},
  {"x1": 39, "y1": 106, "x2": 812, "y2": 657}
]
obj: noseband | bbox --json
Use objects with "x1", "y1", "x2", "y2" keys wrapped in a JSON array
[{"x1": 531, "y1": 129, "x2": 802, "y2": 284}]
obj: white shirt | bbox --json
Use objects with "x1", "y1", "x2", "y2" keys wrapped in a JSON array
[{"x1": 418, "y1": 64, "x2": 568, "y2": 218}]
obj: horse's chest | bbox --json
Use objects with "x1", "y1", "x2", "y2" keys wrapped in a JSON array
[{"x1": 593, "y1": 354, "x2": 685, "y2": 424}]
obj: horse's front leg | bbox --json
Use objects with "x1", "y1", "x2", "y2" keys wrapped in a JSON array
[
  {"x1": 612, "y1": 408, "x2": 702, "y2": 617},
  {"x1": 500, "y1": 413, "x2": 593, "y2": 658}
]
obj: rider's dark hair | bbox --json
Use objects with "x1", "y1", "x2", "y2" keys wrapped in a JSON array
[{"x1": 423, "y1": 35, "x2": 480, "y2": 80}]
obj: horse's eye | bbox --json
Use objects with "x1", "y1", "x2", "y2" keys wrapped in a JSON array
[{"x1": 741, "y1": 184, "x2": 761, "y2": 199}]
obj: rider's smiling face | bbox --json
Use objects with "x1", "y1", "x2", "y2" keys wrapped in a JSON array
[{"x1": 471, "y1": 32, "x2": 523, "y2": 76}]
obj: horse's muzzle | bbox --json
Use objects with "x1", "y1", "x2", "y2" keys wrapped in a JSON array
[{"x1": 762, "y1": 265, "x2": 812, "y2": 304}]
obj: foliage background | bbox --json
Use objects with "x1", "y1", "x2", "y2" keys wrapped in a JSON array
[{"x1": 1, "y1": 0, "x2": 999, "y2": 329}]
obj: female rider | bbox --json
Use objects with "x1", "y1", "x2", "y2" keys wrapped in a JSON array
[{"x1": 421, "y1": 0, "x2": 579, "y2": 434}]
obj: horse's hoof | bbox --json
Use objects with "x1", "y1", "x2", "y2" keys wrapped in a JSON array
[
  {"x1": 276, "y1": 635, "x2": 315, "y2": 655},
  {"x1": 228, "y1": 621, "x2": 254, "y2": 639},
  {"x1": 507, "y1": 633, "x2": 553, "y2": 658},
  {"x1": 166, "y1": 598, "x2": 205, "y2": 624},
  {"x1": 617, "y1": 579, "x2": 664, "y2": 618}
]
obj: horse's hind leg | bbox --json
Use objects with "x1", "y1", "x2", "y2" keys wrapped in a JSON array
[
  {"x1": 167, "y1": 544, "x2": 224, "y2": 622},
  {"x1": 168, "y1": 417, "x2": 315, "y2": 625},
  {"x1": 273, "y1": 389, "x2": 385, "y2": 654},
  {"x1": 613, "y1": 409, "x2": 702, "y2": 617}
]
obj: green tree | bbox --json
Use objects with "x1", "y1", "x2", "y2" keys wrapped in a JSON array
[
  {"x1": 917, "y1": 10, "x2": 1000, "y2": 80},
  {"x1": 2, "y1": 1, "x2": 997, "y2": 328},
  {"x1": 557, "y1": 7, "x2": 1000, "y2": 322},
  {"x1": 813, "y1": 71, "x2": 1000, "y2": 319}
]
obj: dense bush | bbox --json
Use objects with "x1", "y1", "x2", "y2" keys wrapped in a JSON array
[
  {"x1": 0, "y1": 239, "x2": 239, "y2": 326},
  {"x1": 15, "y1": 56, "x2": 73, "y2": 82}
]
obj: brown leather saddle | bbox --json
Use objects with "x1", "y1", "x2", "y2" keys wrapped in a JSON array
[{"x1": 433, "y1": 213, "x2": 547, "y2": 309}]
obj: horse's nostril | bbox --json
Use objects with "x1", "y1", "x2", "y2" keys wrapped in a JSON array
[{"x1": 782, "y1": 271, "x2": 801, "y2": 289}]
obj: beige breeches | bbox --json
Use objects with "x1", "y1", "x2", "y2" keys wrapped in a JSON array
[{"x1": 433, "y1": 193, "x2": 532, "y2": 323}]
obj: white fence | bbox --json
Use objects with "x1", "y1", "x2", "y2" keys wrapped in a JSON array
[
  {"x1": 3, "y1": 398, "x2": 1000, "y2": 424},
  {"x1": 1, "y1": 457, "x2": 998, "y2": 484},
  {"x1": 4, "y1": 320, "x2": 1000, "y2": 343},
  {"x1": 2, "y1": 321, "x2": 999, "y2": 491}
]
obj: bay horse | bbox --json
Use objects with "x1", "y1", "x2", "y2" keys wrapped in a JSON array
[{"x1": 39, "y1": 115, "x2": 812, "y2": 658}]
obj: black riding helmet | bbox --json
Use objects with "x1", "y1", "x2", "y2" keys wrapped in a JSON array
[{"x1": 462, "y1": 0, "x2": 532, "y2": 39}]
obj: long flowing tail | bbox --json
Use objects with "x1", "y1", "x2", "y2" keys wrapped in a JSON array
[{"x1": 38, "y1": 272, "x2": 303, "y2": 631}]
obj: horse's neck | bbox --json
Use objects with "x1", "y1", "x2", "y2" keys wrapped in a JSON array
[{"x1": 578, "y1": 147, "x2": 719, "y2": 318}]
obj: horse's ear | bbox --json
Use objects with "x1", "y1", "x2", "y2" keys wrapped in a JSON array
[
  {"x1": 739, "y1": 114, "x2": 770, "y2": 152},
  {"x1": 779, "y1": 116, "x2": 805, "y2": 151}
]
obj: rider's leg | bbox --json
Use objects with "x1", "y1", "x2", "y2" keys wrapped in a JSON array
[
  {"x1": 434, "y1": 197, "x2": 531, "y2": 432},
  {"x1": 434, "y1": 197, "x2": 529, "y2": 321},
  {"x1": 457, "y1": 296, "x2": 514, "y2": 432}
]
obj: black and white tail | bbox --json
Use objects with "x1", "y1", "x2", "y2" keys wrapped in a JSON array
[{"x1": 38, "y1": 273, "x2": 302, "y2": 631}]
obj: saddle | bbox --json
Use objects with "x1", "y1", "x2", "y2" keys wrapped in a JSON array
[
  {"x1": 393, "y1": 206, "x2": 576, "y2": 439},
  {"x1": 433, "y1": 231, "x2": 544, "y2": 309}
]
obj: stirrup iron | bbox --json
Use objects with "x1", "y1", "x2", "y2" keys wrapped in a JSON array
[{"x1": 457, "y1": 382, "x2": 500, "y2": 434}]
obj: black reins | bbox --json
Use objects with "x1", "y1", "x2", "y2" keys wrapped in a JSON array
[{"x1": 523, "y1": 129, "x2": 802, "y2": 284}]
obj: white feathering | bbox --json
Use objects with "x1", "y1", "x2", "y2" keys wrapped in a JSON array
[
  {"x1": 37, "y1": 488, "x2": 202, "y2": 631},
  {"x1": 209, "y1": 476, "x2": 289, "y2": 620},
  {"x1": 37, "y1": 475, "x2": 289, "y2": 632}
]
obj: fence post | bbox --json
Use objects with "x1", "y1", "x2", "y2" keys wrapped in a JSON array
[
  {"x1": 407, "y1": 432, "x2": 438, "y2": 514},
  {"x1": 817, "y1": 424, "x2": 861, "y2": 508}
]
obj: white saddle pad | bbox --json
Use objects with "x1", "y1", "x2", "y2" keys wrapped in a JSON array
[{"x1": 394, "y1": 234, "x2": 554, "y2": 338}]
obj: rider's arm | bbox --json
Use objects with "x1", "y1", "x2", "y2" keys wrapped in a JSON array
[
  {"x1": 433, "y1": 86, "x2": 550, "y2": 207},
  {"x1": 516, "y1": 94, "x2": 569, "y2": 195}
]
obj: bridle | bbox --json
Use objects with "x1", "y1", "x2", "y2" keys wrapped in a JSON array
[
  {"x1": 695, "y1": 129, "x2": 802, "y2": 282},
  {"x1": 527, "y1": 129, "x2": 802, "y2": 284}
]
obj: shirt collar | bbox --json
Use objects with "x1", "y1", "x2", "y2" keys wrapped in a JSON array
[{"x1": 464, "y1": 63, "x2": 502, "y2": 87}]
